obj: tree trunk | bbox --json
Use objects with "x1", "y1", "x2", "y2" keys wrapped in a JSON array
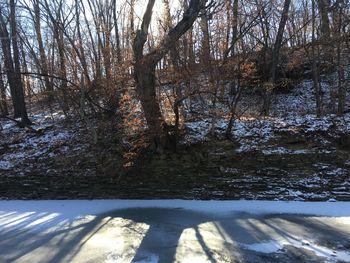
[
  {"x1": 263, "y1": 0, "x2": 291, "y2": 116},
  {"x1": 9, "y1": 0, "x2": 31, "y2": 124},
  {"x1": 312, "y1": 0, "x2": 323, "y2": 117},
  {"x1": 335, "y1": 4, "x2": 345, "y2": 116},
  {"x1": 270, "y1": 0, "x2": 291, "y2": 84},
  {"x1": 0, "y1": 64, "x2": 8, "y2": 116},
  {"x1": 200, "y1": 15, "x2": 211, "y2": 68},
  {"x1": 55, "y1": 25, "x2": 69, "y2": 113},
  {"x1": 182, "y1": 0, "x2": 195, "y2": 69},
  {"x1": 229, "y1": 0, "x2": 239, "y2": 58},
  {"x1": 225, "y1": 0, "x2": 241, "y2": 138},
  {"x1": 316, "y1": 0, "x2": 330, "y2": 40},
  {"x1": 316, "y1": 0, "x2": 332, "y2": 73},
  {"x1": 127, "y1": 0, "x2": 135, "y2": 62},
  {"x1": 113, "y1": 0, "x2": 122, "y2": 63},
  {"x1": 34, "y1": 0, "x2": 54, "y2": 103},
  {"x1": 187, "y1": 28, "x2": 195, "y2": 69},
  {"x1": 20, "y1": 40, "x2": 31, "y2": 106},
  {"x1": 163, "y1": 0, "x2": 182, "y2": 147},
  {"x1": 133, "y1": 0, "x2": 207, "y2": 151},
  {"x1": 0, "y1": 7, "x2": 20, "y2": 118},
  {"x1": 83, "y1": 0, "x2": 100, "y2": 79},
  {"x1": 10, "y1": 0, "x2": 30, "y2": 124},
  {"x1": 134, "y1": 63, "x2": 164, "y2": 142}
]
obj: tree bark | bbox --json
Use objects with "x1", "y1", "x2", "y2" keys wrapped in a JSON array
[
  {"x1": 225, "y1": 0, "x2": 241, "y2": 138},
  {"x1": 133, "y1": 0, "x2": 207, "y2": 151},
  {"x1": 33, "y1": 0, "x2": 54, "y2": 103},
  {"x1": 200, "y1": 14, "x2": 211, "y2": 68},
  {"x1": 312, "y1": 0, "x2": 323, "y2": 117},
  {"x1": 9, "y1": 0, "x2": 31, "y2": 124},
  {"x1": 262, "y1": 0, "x2": 291, "y2": 116},
  {"x1": 316, "y1": 0, "x2": 330, "y2": 40},
  {"x1": 54, "y1": 23, "x2": 69, "y2": 112},
  {"x1": 335, "y1": 4, "x2": 345, "y2": 115},
  {"x1": 0, "y1": 63, "x2": 8, "y2": 116},
  {"x1": 0, "y1": 0, "x2": 32, "y2": 124},
  {"x1": 0, "y1": 9, "x2": 17, "y2": 115},
  {"x1": 113, "y1": 0, "x2": 122, "y2": 63},
  {"x1": 163, "y1": 0, "x2": 183, "y2": 146}
]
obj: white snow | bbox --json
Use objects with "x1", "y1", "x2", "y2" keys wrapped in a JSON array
[
  {"x1": 0, "y1": 160, "x2": 14, "y2": 170},
  {"x1": 261, "y1": 147, "x2": 309, "y2": 155},
  {"x1": 240, "y1": 241, "x2": 283, "y2": 254},
  {"x1": 183, "y1": 109, "x2": 350, "y2": 152},
  {"x1": 241, "y1": 238, "x2": 350, "y2": 262},
  {"x1": 1, "y1": 113, "x2": 73, "y2": 168},
  {"x1": 184, "y1": 120, "x2": 210, "y2": 143},
  {"x1": 1, "y1": 129, "x2": 72, "y2": 168}
]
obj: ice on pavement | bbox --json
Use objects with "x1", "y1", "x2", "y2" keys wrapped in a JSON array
[{"x1": 1, "y1": 200, "x2": 350, "y2": 263}]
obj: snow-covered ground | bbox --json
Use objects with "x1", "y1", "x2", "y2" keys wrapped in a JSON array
[
  {"x1": 0, "y1": 109, "x2": 89, "y2": 174},
  {"x1": 1, "y1": 78, "x2": 349, "y2": 171},
  {"x1": 0, "y1": 110, "x2": 72, "y2": 169},
  {"x1": 1, "y1": 96, "x2": 349, "y2": 200},
  {"x1": 183, "y1": 113, "x2": 350, "y2": 151},
  {"x1": 0, "y1": 78, "x2": 349, "y2": 201},
  {"x1": 182, "y1": 77, "x2": 350, "y2": 148},
  {"x1": 1, "y1": 200, "x2": 350, "y2": 263}
]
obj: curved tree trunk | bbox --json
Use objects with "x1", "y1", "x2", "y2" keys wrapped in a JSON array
[
  {"x1": 134, "y1": 62, "x2": 164, "y2": 140},
  {"x1": 133, "y1": 0, "x2": 207, "y2": 151}
]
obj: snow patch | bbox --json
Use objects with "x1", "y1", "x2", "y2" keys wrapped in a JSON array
[
  {"x1": 240, "y1": 241, "x2": 283, "y2": 253},
  {"x1": 1, "y1": 130, "x2": 72, "y2": 168},
  {"x1": 240, "y1": 239, "x2": 350, "y2": 262},
  {"x1": 262, "y1": 147, "x2": 309, "y2": 155},
  {"x1": 0, "y1": 160, "x2": 14, "y2": 170}
]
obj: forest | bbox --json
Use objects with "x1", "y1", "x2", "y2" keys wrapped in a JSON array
[{"x1": 0, "y1": 0, "x2": 349, "y2": 200}]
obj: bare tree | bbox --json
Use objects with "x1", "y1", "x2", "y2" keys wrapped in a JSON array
[
  {"x1": 311, "y1": 0, "x2": 323, "y2": 117},
  {"x1": 0, "y1": 63, "x2": 8, "y2": 116},
  {"x1": 262, "y1": 0, "x2": 291, "y2": 116},
  {"x1": 112, "y1": 0, "x2": 122, "y2": 63},
  {"x1": 32, "y1": 0, "x2": 54, "y2": 102},
  {"x1": 317, "y1": 0, "x2": 330, "y2": 40},
  {"x1": 0, "y1": 1, "x2": 31, "y2": 124},
  {"x1": 133, "y1": 0, "x2": 208, "y2": 151}
]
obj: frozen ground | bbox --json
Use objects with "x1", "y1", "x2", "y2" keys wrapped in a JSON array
[
  {"x1": 0, "y1": 78, "x2": 349, "y2": 200},
  {"x1": 1, "y1": 111, "x2": 350, "y2": 200},
  {"x1": 0, "y1": 111, "x2": 77, "y2": 172},
  {"x1": 0, "y1": 200, "x2": 350, "y2": 263}
]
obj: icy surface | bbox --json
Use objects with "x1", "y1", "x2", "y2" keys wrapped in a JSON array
[
  {"x1": 1, "y1": 200, "x2": 350, "y2": 221},
  {"x1": 241, "y1": 239, "x2": 350, "y2": 262},
  {"x1": 240, "y1": 241, "x2": 283, "y2": 254},
  {"x1": 1, "y1": 200, "x2": 350, "y2": 263}
]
